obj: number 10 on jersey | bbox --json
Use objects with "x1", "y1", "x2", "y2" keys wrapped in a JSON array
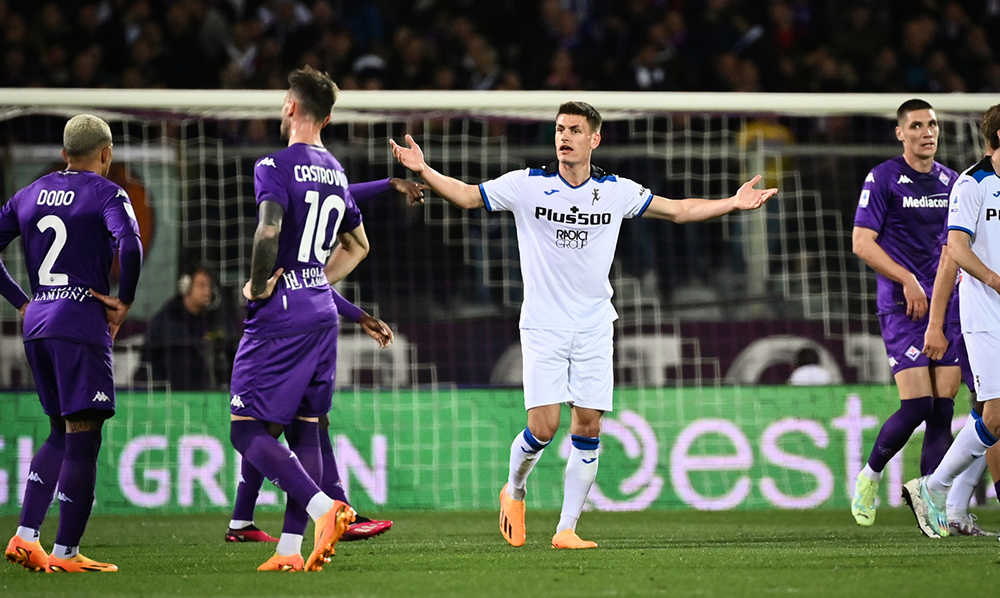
[{"x1": 297, "y1": 190, "x2": 346, "y2": 263}]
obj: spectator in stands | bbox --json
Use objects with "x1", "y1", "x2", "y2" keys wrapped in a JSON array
[
  {"x1": 141, "y1": 266, "x2": 231, "y2": 391},
  {"x1": 789, "y1": 347, "x2": 833, "y2": 386}
]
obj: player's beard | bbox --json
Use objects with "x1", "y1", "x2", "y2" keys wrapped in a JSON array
[{"x1": 280, "y1": 117, "x2": 290, "y2": 140}]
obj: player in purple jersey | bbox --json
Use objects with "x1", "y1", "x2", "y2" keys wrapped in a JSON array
[
  {"x1": 229, "y1": 66, "x2": 387, "y2": 572},
  {"x1": 225, "y1": 177, "x2": 422, "y2": 545},
  {"x1": 851, "y1": 99, "x2": 963, "y2": 528},
  {"x1": 1, "y1": 115, "x2": 142, "y2": 572}
]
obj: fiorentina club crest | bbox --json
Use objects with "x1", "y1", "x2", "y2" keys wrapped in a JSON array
[
  {"x1": 905, "y1": 346, "x2": 921, "y2": 361},
  {"x1": 939, "y1": 172, "x2": 950, "y2": 186}
]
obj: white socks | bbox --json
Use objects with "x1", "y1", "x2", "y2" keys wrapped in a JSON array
[
  {"x1": 557, "y1": 436, "x2": 600, "y2": 533},
  {"x1": 16, "y1": 526, "x2": 39, "y2": 542},
  {"x1": 928, "y1": 415, "x2": 993, "y2": 495},
  {"x1": 507, "y1": 429, "x2": 550, "y2": 501},
  {"x1": 51, "y1": 544, "x2": 78, "y2": 559},
  {"x1": 946, "y1": 453, "x2": 987, "y2": 520},
  {"x1": 860, "y1": 463, "x2": 882, "y2": 482},
  {"x1": 228, "y1": 519, "x2": 253, "y2": 530},
  {"x1": 305, "y1": 492, "x2": 335, "y2": 521},
  {"x1": 276, "y1": 533, "x2": 303, "y2": 557}
]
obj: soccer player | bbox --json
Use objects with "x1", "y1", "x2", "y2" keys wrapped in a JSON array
[
  {"x1": 225, "y1": 177, "x2": 422, "y2": 544},
  {"x1": 850, "y1": 99, "x2": 962, "y2": 528},
  {"x1": 906, "y1": 103, "x2": 1000, "y2": 538},
  {"x1": 1, "y1": 114, "x2": 143, "y2": 572},
  {"x1": 229, "y1": 66, "x2": 366, "y2": 572},
  {"x1": 391, "y1": 102, "x2": 776, "y2": 548},
  {"x1": 915, "y1": 132, "x2": 998, "y2": 537}
]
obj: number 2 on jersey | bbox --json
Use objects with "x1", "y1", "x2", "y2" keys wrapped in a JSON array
[
  {"x1": 297, "y1": 190, "x2": 346, "y2": 263},
  {"x1": 37, "y1": 214, "x2": 69, "y2": 286}
]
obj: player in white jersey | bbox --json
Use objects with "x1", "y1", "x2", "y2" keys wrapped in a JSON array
[
  {"x1": 907, "y1": 103, "x2": 1000, "y2": 538},
  {"x1": 391, "y1": 102, "x2": 776, "y2": 548}
]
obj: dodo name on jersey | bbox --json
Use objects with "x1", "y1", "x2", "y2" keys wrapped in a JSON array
[
  {"x1": 36, "y1": 189, "x2": 75, "y2": 206},
  {"x1": 293, "y1": 164, "x2": 347, "y2": 187}
]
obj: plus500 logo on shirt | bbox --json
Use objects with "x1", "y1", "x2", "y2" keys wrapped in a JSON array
[{"x1": 534, "y1": 205, "x2": 612, "y2": 225}]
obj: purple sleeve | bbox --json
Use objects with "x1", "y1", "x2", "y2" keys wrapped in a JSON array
[
  {"x1": 254, "y1": 157, "x2": 289, "y2": 210},
  {"x1": 349, "y1": 178, "x2": 392, "y2": 202},
  {"x1": 853, "y1": 168, "x2": 887, "y2": 233},
  {"x1": 0, "y1": 262, "x2": 28, "y2": 308},
  {"x1": 0, "y1": 196, "x2": 28, "y2": 307},
  {"x1": 331, "y1": 286, "x2": 364, "y2": 323},
  {"x1": 117, "y1": 235, "x2": 143, "y2": 305},
  {"x1": 339, "y1": 190, "x2": 363, "y2": 233}
]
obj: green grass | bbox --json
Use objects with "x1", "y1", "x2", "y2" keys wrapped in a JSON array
[{"x1": 2, "y1": 509, "x2": 999, "y2": 597}]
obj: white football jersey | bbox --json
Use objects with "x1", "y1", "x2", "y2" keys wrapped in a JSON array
[
  {"x1": 479, "y1": 163, "x2": 653, "y2": 330},
  {"x1": 948, "y1": 156, "x2": 1000, "y2": 332}
]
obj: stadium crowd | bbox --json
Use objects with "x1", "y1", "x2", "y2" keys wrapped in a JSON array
[{"x1": 3, "y1": 0, "x2": 1000, "y2": 94}]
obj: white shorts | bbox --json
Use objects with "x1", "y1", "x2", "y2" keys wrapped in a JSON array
[
  {"x1": 964, "y1": 331, "x2": 1000, "y2": 400},
  {"x1": 520, "y1": 324, "x2": 614, "y2": 411}
]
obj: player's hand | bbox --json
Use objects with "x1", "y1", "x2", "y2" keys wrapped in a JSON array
[
  {"x1": 733, "y1": 175, "x2": 778, "y2": 211},
  {"x1": 390, "y1": 177, "x2": 428, "y2": 204},
  {"x1": 902, "y1": 278, "x2": 928, "y2": 321},
  {"x1": 360, "y1": 313, "x2": 394, "y2": 348},
  {"x1": 389, "y1": 134, "x2": 426, "y2": 175},
  {"x1": 89, "y1": 289, "x2": 130, "y2": 340},
  {"x1": 17, "y1": 301, "x2": 27, "y2": 319},
  {"x1": 921, "y1": 326, "x2": 948, "y2": 360},
  {"x1": 243, "y1": 268, "x2": 284, "y2": 301}
]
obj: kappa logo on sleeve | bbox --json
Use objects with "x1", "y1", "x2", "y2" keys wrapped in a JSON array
[{"x1": 257, "y1": 157, "x2": 276, "y2": 169}]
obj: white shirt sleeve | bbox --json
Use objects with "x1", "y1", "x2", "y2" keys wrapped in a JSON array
[
  {"x1": 479, "y1": 168, "x2": 528, "y2": 213},
  {"x1": 948, "y1": 175, "x2": 982, "y2": 237},
  {"x1": 617, "y1": 176, "x2": 655, "y2": 218}
]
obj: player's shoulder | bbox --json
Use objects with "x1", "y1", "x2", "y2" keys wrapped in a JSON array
[
  {"x1": 962, "y1": 155, "x2": 996, "y2": 184},
  {"x1": 870, "y1": 155, "x2": 904, "y2": 176},
  {"x1": 529, "y1": 162, "x2": 620, "y2": 183}
]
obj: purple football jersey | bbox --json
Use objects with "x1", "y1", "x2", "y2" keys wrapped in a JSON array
[
  {"x1": 854, "y1": 155, "x2": 957, "y2": 314},
  {"x1": 0, "y1": 170, "x2": 140, "y2": 347},
  {"x1": 242, "y1": 143, "x2": 362, "y2": 339}
]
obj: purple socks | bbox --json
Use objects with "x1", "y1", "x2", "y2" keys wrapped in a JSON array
[
  {"x1": 231, "y1": 458, "x2": 266, "y2": 522},
  {"x1": 867, "y1": 396, "x2": 934, "y2": 472},
  {"x1": 921, "y1": 397, "x2": 955, "y2": 475},
  {"x1": 53, "y1": 429, "x2": 101, "y2": 548},
  {"x1": 318, "y1": 426, "x2": 350, "y2": 504},
  {"x1": 230, "y1": 420, "x2": 323, "y2": 513},
  {"x1": 281, "y1": 419, "x2": 322, "y2": 536},
  {"x1": 19, "y1": 424, "x2": 65, "y2": 532}
]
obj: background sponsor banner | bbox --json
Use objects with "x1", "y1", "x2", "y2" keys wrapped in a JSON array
[{"x1": 0, "y1": 386, "x2": 973, "y2": 515}]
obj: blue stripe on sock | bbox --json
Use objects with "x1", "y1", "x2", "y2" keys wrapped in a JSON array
[
  {"x1": 975, "y1": 417, "x2": 998, "y2": 446},
  {"x1": 972, "y1": 409, "x2": 983, "y2": 422},
  {"x1": 571, "y1": 435, "x2": 600, "y2": 451},
  {"x1": 522, "y1": 428, "x2": 549, "y2": 452}
]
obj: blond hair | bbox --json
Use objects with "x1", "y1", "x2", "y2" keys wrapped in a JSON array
[{"x1": 63, "y1": 114, "x2": 112, "y2": 158}]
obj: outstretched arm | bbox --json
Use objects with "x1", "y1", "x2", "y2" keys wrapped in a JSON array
[
  {"x1": 641, "y1": 175, "x2": 777, "y2": 223},
  {"x1": 390, "y1": 134, "x2": 483, "y2": 209},
  {"x1": 351, "y1": 177, "x2": 427, "y2": 205}
]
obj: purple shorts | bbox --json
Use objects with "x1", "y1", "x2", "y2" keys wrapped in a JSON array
[
  {"x1": 879, "y1": 311, "x2": 961, "y2": 376},
  {"x1": 956, "y1": 332, "x2": 975, "y2": 393},
  {"x1": 229, "y1": 324, "x2": 338, "y2": 425},
  {"x1": 23, "y1": 338, "x2": 115, "y2": 418}
]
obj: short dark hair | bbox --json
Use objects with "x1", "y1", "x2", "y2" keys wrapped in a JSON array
[
  {"x1": 558, "y1": 101, "x2": 602, "y2": 134},
  {"x1": 981, "y1": 104, "x2": 1000, "y2": 150},
  {"x1": 288, "y1": 66, "x2": 338, "y2": 123},
  {"x1": 795, "y1": 347, "x2": 820, "y2": 367},
  {"x1": 896, "y1": 98, "x2": 934, "y2": 125}
]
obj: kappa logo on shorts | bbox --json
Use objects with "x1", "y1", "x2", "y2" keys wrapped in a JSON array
[
  {"x1": 231, "y1": 395, "x2": 245, "y2": 409},
  {"x1": 92, "y1": 391, "x2": 110, "y2": 402},
  {"x1": 888, "y1": 356, "x2": 899, "y2": 367},
  {"x1": 905, "y1": 346, "x2": 920, "y2": 361}
]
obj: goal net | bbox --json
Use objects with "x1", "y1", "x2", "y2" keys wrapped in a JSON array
[{"x1": 0, "y1": 90, "x2": 993, "y2": 514}]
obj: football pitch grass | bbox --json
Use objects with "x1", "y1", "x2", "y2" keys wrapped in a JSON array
[{"x1": 2, "y1": 509, "x2": 999, "y2": 597}]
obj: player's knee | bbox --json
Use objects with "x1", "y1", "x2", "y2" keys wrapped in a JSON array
[
  {"x1": 47, "y1": 416, "x2": 66, "y2": 449},
  {"x1": 318, "y1": 414, "x2": 330, "y2": 431},
  {"x1": 982, "y1": 402, "x2": 1000, "y2": 441},
  {"x1": 231, "y1": 419, "x2": 268, "y2": 453},
  {"x1": 527, "y1": 423, "x2": 557, "y2": 444},
  {"x1": 63, "y1": 409, "x2": 108, "y2": 433}
]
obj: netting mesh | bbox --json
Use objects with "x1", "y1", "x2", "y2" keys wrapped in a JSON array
[{"x1": 0, "y1": 100, "x2": 988, "y2": 391}]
